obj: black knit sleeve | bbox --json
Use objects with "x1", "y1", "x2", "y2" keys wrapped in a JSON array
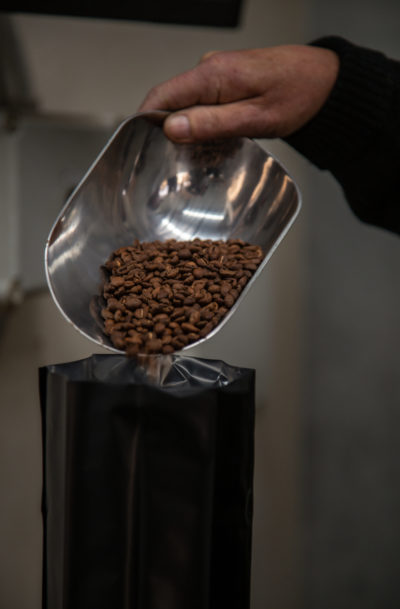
[{"x1": 284, "y1": 36, "x2": 400, "y2": 235}]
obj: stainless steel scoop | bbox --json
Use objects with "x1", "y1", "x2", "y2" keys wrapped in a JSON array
[{"x1": 45, "y1": 111, "x2": 301, "y2": 353}]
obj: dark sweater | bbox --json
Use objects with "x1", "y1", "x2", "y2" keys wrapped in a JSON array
[{"x1": 285, "y1": 36, "x2": 400, "y2": 236}]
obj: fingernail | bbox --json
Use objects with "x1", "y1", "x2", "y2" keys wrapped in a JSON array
[{"x1": 166, "y1": 115, "x2": 191, "y2": 140}]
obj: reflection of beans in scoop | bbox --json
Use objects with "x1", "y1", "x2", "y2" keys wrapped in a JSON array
[{"x1": 99, "y1": 238, "x2": 263, "y2": 356}]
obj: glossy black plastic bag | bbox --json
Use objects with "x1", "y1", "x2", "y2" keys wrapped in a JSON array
[{"x1": 39, "y1": 354, "x2": 255, "y2": 609}]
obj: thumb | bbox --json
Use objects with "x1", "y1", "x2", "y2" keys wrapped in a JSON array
[{"x1": 163, "y1": 100, "x2": 272, "y2": 142}]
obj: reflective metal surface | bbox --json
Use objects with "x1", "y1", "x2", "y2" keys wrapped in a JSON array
[{"x1": 45, "y1": 112, "x2": 301, "y2": 353}]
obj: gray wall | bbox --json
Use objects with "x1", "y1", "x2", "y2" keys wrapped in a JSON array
[{"x1": 302, "y1": 2, "x2": 400, "y2": 607}]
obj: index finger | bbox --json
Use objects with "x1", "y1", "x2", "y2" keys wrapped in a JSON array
[{"x1": 138, "y1": 62, "x2": 218, "y2": 112}]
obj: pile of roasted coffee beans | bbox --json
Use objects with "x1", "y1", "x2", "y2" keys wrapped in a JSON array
[{"x1": 99, "y1": 238, "x2": 263, "y2": 356}]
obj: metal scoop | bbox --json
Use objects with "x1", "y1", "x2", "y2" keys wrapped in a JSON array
[{"x1": 45, "y1": 111, "x2": 301, "y2": 353}]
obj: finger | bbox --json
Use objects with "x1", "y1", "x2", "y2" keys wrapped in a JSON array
[
  {"x1": 138, "y1": 51, "x2": 245, "y2": 112},
  {"x1": 198, "y1": 50, "x2": 220, "y2": 63},
  {"x1": 138, "y1": 64, "x2": 216, "y2": 112},
  {"x1": 163, "y1": 99, "x2": 275, "y2": 143}
]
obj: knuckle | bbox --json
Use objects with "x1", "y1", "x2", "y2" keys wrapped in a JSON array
[
  {"x1": 150, "y1": 82, "x2": 165, "y2": 99},
  {"x1": 200, "y1": 50, "x2": 218, "y2": 62},
  {"x1": 200, "y1": 50, "x2": 226, "y2": 68},
  {"x1": 143, "y1": 84, "x2": 162, "y2": 105}
]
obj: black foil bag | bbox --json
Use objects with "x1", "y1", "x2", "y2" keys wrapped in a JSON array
[{"x1": 39, "y1": 354, "x2": 255, "y2": 609}]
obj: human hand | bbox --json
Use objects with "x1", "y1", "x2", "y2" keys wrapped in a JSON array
[{"x1": 138, "y1": 45, "x2": 339, "y2": 142}]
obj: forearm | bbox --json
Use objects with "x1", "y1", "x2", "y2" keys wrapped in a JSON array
[{"x1": 285, "y1": 36, "x2": 400, "y2": 235}]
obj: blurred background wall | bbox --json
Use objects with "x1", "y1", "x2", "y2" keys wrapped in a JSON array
[
  {"x1": 302, "y1": 1, "x2": 400, "y2": 608},
  {"x1": 0, "y1": 1, "x2": 399, "y2": 608}
]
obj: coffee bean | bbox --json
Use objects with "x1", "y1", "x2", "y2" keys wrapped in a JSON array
[
  {"x1": 224, "y1": 293, "x2": 235, "y2": 307},
  {"x1": 104, "y1": 319, "x2": 115, "y2": 332},
  {"x1": 127, "y1": 330, "x2": 142, "y2": 343},
  {"x1": 154, "y1": 322, "x2": 166, "y2": 334},
  {"x1": 110, "y1": 276, "x2": 124, "y2": 287},
  {"x1": 97, "y1": 238, "x2": 263, "y2": 356},
  {"x1": 171, "y1": 307, "x2": 185, "y2": 320},
  {"x1": 199, "y1": 322, "x2": 214, "y2": 338},
  {"x1": 107, "y1": 298, "x2": 124, "y2": 312},
  {"x1": 181, "y1": 322, "x2": 198, "y2": 334},
  {"x1": 201, "y1": 308, "x2": 214, "y2": 321},
  {"x1": 101, "y1": 308, "x2": 114, "y2": 320},
  {"x1": 183, "y1": 296, "x2": 196, "y2": 306},
  {"x1": 110, "y1": 331, "x2": 126, "y2": 350},
  {"x1": 125, "y1": 295, "x2": 142, "y2": 310},
  {"x1": 114, "y1": 309, "x2": 123, "y2": 322},
  {"x1": 154, "y1": 313, "x2": 169, "y2": 323},
  {"x1": 189, "y1": 310, "x2": 201, "y2": 325},
  {"x1": 198, "y1": 291, "x2": 212, "y2": 305},
  {"x1": 144, "y1": 338, "x2": 163, "y2": 353},
  {"x1": 193, "y1": 267, "x2": 204, "y2": 278},
  {"x1": 244, "y1": 262, "x2": 258, "y2": 271},
  {"x1": 179, "y1": 248, "x2": 191, "y2": 259},
  {"x1": 125, "y1": 344, "x2": 139, "y2": 357}
]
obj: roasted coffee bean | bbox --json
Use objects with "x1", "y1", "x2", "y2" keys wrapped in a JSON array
[
  {"x1": 224, "y1": 293, "x2": 235, "y2": 307},
  {"x1": 101, "y1": 308, "x2": 114, "y2": 320},
  {"x1": 114, "y1": 309, "x2": 123, "y2": 322},
  {"x1": 97, "y1": 238, "x2": 263, "y2": 356},
  {"x1": 162, "y1": 344, "x2": 175, "y2": 354},
  {"x1": 171, "y1": 307, "x2": 185, "y2": 320},
  {"x1": 189, "y1": 310, "x2": 201, "y2": 325},
  {"x1": 126, "y1": 343, "x2": 141, "y2": 357},
  {"x1": 107, "y1": 298, "x2": 124, "y2": 312},
  {"x1": 154, "y1": 322, "x2": 166, "y2": 334},
  {"x1": 104, "y1": 319, "x2": 115, "y2": 332},
  {"x1": 183, "y1": 296, "x2": 196, "y2": 306},
  {"x1": 179, "y1": 248, "x2": 191, "y2": 259},
  {"x1": 201, "y1": 308, "x2": 214, "y2": 321},
  {"x1": 170, "y1": 322, "x2": 183, "y2": 336},
  {"x1": 139, "y1": 319, "x2": 153, "y2": 328},
  {"x1": 144, "y1": 338, "x2": 163, "y2": 353},
  {"x1": 200, "y1": 322, "x2": 214, "y2": 338},
  {"x1": 193, "y1": 268, "x2": 204, "y2": 278},
  {"x1": 127, "y1": 330, "x2": 142, "y2": 342},
  {"x1": 154, "y1": 313, "x2": 169, "y2": 323},
  {"x1": 110, "y1": 276, "x2": 125, "y2": 287},
  {"x1": 181, "y1": 322, "x2": 199, "y2": 334},
  {"x1": 125, "y1": 295, "x2": 142, "y2": 310},
  {"x1": 110, "y1": 331, "x2": 126, "y2": 350}
]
